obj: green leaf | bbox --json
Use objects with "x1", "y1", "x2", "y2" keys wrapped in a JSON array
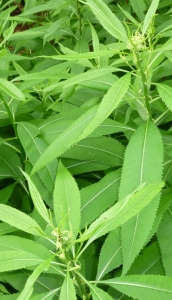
[
  {"x1": 30, "y1": 105, "x2": 98, "y2": 175},
  {"x1": 0, "y1": 251, "x2": 44, "y2": 272},
  {"x1": 59, "y1": 272, "x2": 76, "y2": 300},
  {"x1": 85, "y1": 0, "x2": 127, "y2": 43},
  {"x1": 21, "y1": 170, "x2": 50, "y2": 224},
  {"x1": 76, "y1": 181, "x2": 164, "y2": 245},
  {"x1": 0, "y1": 223, "x2": 17, "y2": 236},
  {"x1": 118, "y1": 120, "x2": 163, "y2": 275},
  {"x1": 142, "y1": 0, "x2": 160, "y2": 35},
  {"x1": 100, "y1": 275, "x2": 172, "y2": 300},
  {"x1": 0, "y1": 78, "x2": 25, "y2": 101},
  {"x1": 17, "y1": 255, "x2": 54, "y2": 300},
  {"x1": 53, "y1": 161, "x2": 80, "y2": 240},
  {"x1": 128, "y1": 241, "x2": 164, "y2": 275},
  {"x1": 17, "y1": 122, "x2": 57, "y2": 194},
  {"x1": 0, "y1": 204, "x2": 44, "y2": 236},
  {"x1": 0, "y1": 183, "x2": 16, "y2": 204},
  {"x1": 62, "y1": 137, "x2": 125, "y2": 167},
  {"x1": 0, "y1": 236, "x2": 50, "y2": 259},
  {"x1": 81, "y1": 169, "x2": 121, "y2": 228},
  {"x1": 129, "y1": 0, "x2": 146, "y2": 21},
  {"x1": 89, "y1": 283, "x2": 113, "y2": 300},
  {"x1": 78, "y1": 73, "x2": 130, "y2": 141},
  {"x1": 96, "y1": 228, "x2": 122, "y2": 280},
  {"x1": 157, "y1": 203, "x2": 172, "y2": 276},
  {"x1": 157, "y1": 83, "x2": 172, "y2": 112},
  {"x1": 0, "y1": 145, "x2": 26, "y2": 191}
]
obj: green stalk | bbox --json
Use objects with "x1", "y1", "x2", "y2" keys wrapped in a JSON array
[{"x1": 134, "y1": 51, "x2": 152, "y2": 119}]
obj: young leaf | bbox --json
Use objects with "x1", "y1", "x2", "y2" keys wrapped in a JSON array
[
  {"x1": 0, "y1": 78, "x2": 25, "y2": 101},
  {"x1": 142, "y1": 0, "x2": 160, "y2": 35},
  {"x1": 0, "y1": 204, "x2": 44, "y2": 236},
  {"x1": 100, "y1": 275, "x2": 172, "y2": 300},
  {"x1": 59, "y1": 272, "x2": 76, "y2": 300},
  {"x1": 118, "y1": 120, "x2": 163, "y2": 275},
  {"x1": 17, "y1": 255, "x2": 54, "y2": 300},
  {"x1": 53, "y1": 161, "x2": 80, "y2": 240},
  {"x1": 21, "y1": 170, "x2": 50, "y2": 224},
  {"x1": 76, "y1": 181, "x2": 164, "y2": 245},
  {"x1": 85, "y1": 0, "x2": 127, "y2": 43},
  {"x1": 96, "y1": 228, "x2": 122, "y2": 280}
]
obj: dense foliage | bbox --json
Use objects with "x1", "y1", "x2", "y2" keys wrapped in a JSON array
[{"x1": 1, "y1": 0, "x2": 172, "y2": 299}]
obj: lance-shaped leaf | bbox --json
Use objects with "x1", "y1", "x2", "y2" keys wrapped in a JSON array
[
  {"x1": 0, "y1": 204, "x2": 44, "y2": 236},
  {"x1": 31, "y1": 105, "x2": 98, "y2": 175},
  {"x1": 59, "y1": 272, "x2": 76, "y2": 300},
  {"x1": 0, "y1": 236, "x2": 50, "y2": 259},
  {"x1": 31, "y1": 73, "x2": 130, "y2": 175},
  {"x1": 89, "y1": 283, "x2": 113, "y2": 300},
  {"x1": 17, "y1": 122, "x2": 57, "y2": 194},
  {"x1": 53, "y1": 161, "x2": 80, "y2": 240},
  {"x1": 142, "y1": 0, "x2": 160, "y2": 35},
  {"x1": 17, "y1": 255, "x2": 54, "y2": 300},
  {"x1": 0, "y1": 251, "x2": 44, "y2": 272},
  {"x1": 0, "y1": 78, "x2": 25, "y2": 101},
  {"x1": 157, "y1": 204, "x2": 172, "y2": 276},
  {"x1": 100, "y1": 275, "x2": 172, "y2": 300},
  {"x1": 118, "y1": 120, "x2": 163, "y2": 275},
  {"x1": 96, "y1": 228, "x2": 122, "y2": 280},
  {"x1": 78, "y1": 73, "x2": 130, "y2": 141},
  {"x1": 21, "y1": 170, "x2": 50, "y2": 224},
  {"x1": 85, "y1": 0, "x2": 127, "y2": 43},
  {"x1": 76, "y1": 181, "x2": 164, "y2": 245}
]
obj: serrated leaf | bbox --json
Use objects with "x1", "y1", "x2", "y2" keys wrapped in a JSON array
[
  {"x1": 17, "y1": 122, "x2": 57, "y2": 194},
  {"x1": 76, "y1": 181, "x2": 164, "y2": 245},
  {"x1": 53, "y1": 161, "x2": 80, "y2": 240},
  {"x1": 81, "y1": 169, "x2": 121, "y2": 228},
  {"x1": 119, "y1": 120, "x2": 163, "y2": 275},
  {"x1": 21, "y1": 170, "x2": 50, "y2": 224},
  {"x1": 31, "y1": 74, "x2": 130, "y2": 175},
  {"x1": 0, "y1": 204, "x2": 44, "y2": 236},
  {"x1": 62, "y1": 137, "x2": 124, "y2": 167},
  {"x1": 0, "y1": 78, "x2": 25, "y2": 101},
  {"x1": 96, "y1": 228, "x2": 122, "y2": 280},
  {"x1": 17, "y1": 255, "x2": 54, "y2": 300},
  {"x1": 157, "y1": 203, "x2": 172, "y2": 276},
  {"x1": 128, "y1": 241, "x2": 164, "y2": 275},
  {"x1": 30, "y1": 288, "x2": 60, "y2": 300},
  {"x1": 0, "y1": 251, "x2": 44, "y2": 272},
  {"x1": 89, "y1": 283, "x2": 113, "y2": 300},
  {"x1": 30, "y1": 105, "x2": 98, "y2": 175},
  {"x1": 60, "y1": 272, "x2": 76, "y2": 300},
  {"x1": 85, "y1": 0, "x2": 127, "y2": 43},
  {"x1": 157, "y1": 83, "x2": 172, "y2": 112},
  {"x1": 142, "y1": 0, "x2": 160, "y2": 35},
  {"x1": 100, "y1": 275, "x2": 172, "y2": 300},
  {"x1": 78, "y1": 73, "x2": 131, "y2": 141},
  {"x1": 0, "y1": 236, "x2": 50, "y2": 259}
]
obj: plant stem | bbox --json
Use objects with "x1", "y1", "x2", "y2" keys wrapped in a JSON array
[{"x1": 134, "y1": 51, "x2": 152, "y2": 119}]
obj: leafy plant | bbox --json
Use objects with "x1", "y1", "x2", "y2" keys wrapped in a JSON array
[{"x1": 1, "y1": 0, "x2": 172, "y2": 299}]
